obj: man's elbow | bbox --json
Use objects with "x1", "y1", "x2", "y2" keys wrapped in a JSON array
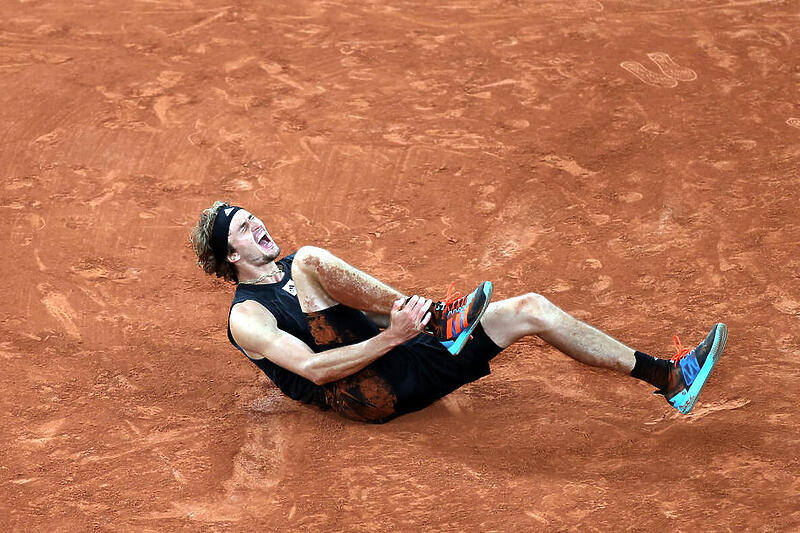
[{"x1": 302, "y1": 360, "x2": 332, "y2": 386}]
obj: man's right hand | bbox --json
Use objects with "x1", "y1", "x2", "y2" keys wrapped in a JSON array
[{"x1": 385, "y1": 295, "x2": 432, "y2": 344}]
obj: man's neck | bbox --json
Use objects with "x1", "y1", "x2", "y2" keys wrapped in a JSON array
[{"x1": 236, "y1": 261, "x2": 285, "y2": 285}]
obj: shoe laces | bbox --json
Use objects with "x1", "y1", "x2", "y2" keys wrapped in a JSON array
[
  {"x1": 670, "y1": 335, "x2": 691, "y2": 362},
  {"x1": 441, "y1": 282, "x2": 467, "y2": 313}
]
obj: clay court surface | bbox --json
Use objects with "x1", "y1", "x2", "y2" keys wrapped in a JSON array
[{"x1": 2, "y1": 0, "x2": 799, "y2": 530}]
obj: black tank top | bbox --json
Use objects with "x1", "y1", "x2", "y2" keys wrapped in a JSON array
[
  {"x1": 226, "y1": 252, "x2": 488, "y2": 418},
  {"x1": 226, "y1": 253, "x2": 380, "y2": 407}
]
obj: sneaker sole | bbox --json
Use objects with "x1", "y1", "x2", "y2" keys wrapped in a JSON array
[
  {"x1": 446, "y1": 281, "x2": 493, "y2": 356},
  {"x1": 669, "y1": 323, "x2": 728, "y2": 414}
]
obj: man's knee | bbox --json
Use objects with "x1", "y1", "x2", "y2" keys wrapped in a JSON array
[
  {"x1": 519, "y1": 292, "x2": 558, "y2": 332},
  {"x1": 293, "y1": 246, "x2": 332, "y2": 274}
]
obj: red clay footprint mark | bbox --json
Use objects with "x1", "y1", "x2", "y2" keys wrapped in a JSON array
[
  {"x1": 620, "y1": 61, "x2": 677, "y2": 88},
  {"x1": 647, "y1": 52, "x2": 697, "y2": 81},
  {"x1": 621, "y1": 53, "x2": 696, "y2": 88}
]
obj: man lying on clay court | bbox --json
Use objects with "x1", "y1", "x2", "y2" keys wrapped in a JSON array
[{"x1": 190, "y1": 201, "x2": 727, "y2": 423}]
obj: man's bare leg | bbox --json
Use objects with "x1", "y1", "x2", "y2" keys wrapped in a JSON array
[
  {"x1": 480, "y1": 293, "x2": 635, "y2": 374},
  {"x1": 291, "y1": 246, "x2": 405, "y2": 313},
  {"x1": 290, "y1": 249, "x2": 633, "y2": 372}
]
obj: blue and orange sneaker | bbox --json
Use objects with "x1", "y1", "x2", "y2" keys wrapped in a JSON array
[
  {"x1": 658, "y1": 323, "x2": 728, "y2": 414},
  {"x1": 423, "y1": 281, "x2": 493, "y2": 355}
]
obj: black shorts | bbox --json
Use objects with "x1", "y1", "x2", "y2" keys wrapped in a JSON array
[{"x1": 310, "y1": 305, "x2": 504, "y2": 423}]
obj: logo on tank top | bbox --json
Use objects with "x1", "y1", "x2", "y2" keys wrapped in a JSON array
[{"x1": 283, "y1": 279, "x2": 297, "y2": 296}]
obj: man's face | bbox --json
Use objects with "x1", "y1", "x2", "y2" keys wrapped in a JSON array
[{"x1": 226, "y1": 209, "x2": 280, "y2": 265}]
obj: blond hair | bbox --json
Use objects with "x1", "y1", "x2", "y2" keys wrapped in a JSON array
[{"x1": 190, "y1": 200, "x2": 238, "y2": 283}]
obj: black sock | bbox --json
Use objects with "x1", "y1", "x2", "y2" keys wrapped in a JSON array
[{"x1": 631, "y1": 351, "x2": 671, "y2": 391}]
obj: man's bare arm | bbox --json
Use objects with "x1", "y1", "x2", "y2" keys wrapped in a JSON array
[{"x1": 230, "y1": 296, "x2": 431, "y2": 385}]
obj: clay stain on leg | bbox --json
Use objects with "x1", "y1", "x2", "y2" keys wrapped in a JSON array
[{"x1": 314, "y1": 258, "x2": 401, "y2": 313}]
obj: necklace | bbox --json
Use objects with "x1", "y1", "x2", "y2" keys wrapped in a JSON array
[{"x1": 238, "y1": 264, "x2": 283, "y2": 285}]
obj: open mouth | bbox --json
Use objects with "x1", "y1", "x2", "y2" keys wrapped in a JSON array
[{"x1": 256, "y1": 229, "x2": 271, "y2": 249}]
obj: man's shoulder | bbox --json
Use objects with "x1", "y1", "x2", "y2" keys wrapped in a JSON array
[
  {"x1": 229, "y1": 300, "x2": 281, "y2": 349},
  {"x1": 230, "y1": 299, "x2": 276, "y2": 326}
]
